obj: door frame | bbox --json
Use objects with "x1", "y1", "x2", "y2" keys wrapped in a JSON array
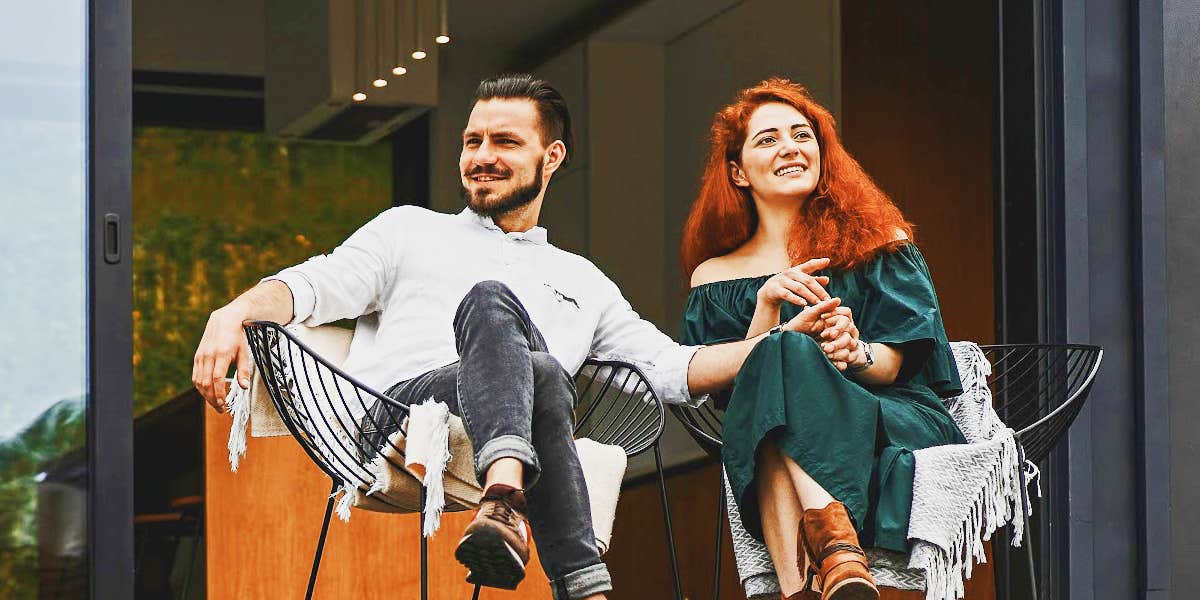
[{"x1": 89, "y1": 0, "x2": 133, "y2": 597}]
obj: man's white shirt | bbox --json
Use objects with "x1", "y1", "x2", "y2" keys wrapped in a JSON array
[{"x1": 266, "y1": 206, "x2": 701, "y2": 422}]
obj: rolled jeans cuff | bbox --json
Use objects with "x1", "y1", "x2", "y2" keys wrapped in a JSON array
[
  {"x1": 550, "y1": 562, "x2": 612, "y2": 600},
  {"x1": 474, "y1": 434, "x2": 541, "y2": 489}
]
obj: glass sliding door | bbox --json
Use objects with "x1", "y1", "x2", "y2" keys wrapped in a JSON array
[
  {"x1": 0, "y1": 0, "x2": 133, "y2": 597},
  {"x1": 0, "y1": 1, "x2": 90, "y2": 597}
]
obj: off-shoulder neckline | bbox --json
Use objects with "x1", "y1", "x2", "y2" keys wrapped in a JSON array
[{"x1": 688, "y1": 273, "x2": 773, "y2": 291}]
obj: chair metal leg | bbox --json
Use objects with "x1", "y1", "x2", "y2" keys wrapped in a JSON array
[
  {"x1": 471, "y1": 584, "x2": 482, "y2": 600},
  {"x1": 419, "y1": 486, "x2": 429, "y2": 600},
  {"x1": 1018, "y1": 449, "x2": 1038, "y2": 600},
  {"x1": 654, "y1": 444, "x2": 684, "y2": 600},
  {"x1": 306, "y1": 481, "x2": 339, "y2": 600},
  {"x1": 712, "y1": 467, "x2": 724, "y2": 600}
]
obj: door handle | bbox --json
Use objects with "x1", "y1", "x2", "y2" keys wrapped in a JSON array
[{"x1": 103, "y1": 212, "x2": 121, "y2": 264}]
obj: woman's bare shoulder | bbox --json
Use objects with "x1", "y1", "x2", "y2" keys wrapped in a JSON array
[
  {"x1": 691, "y1": 251, "x2": 775, "y2": 287},
  {"x1": 691, "y1": 255, "x2": 743, "y2": 287}
]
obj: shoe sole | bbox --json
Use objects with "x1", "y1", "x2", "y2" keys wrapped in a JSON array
[
  {"x1": 455, "y1": 528, "x2": 526, "y2": 590},
  {"x1": 825, "y1": 578, "x2": 878, "y2": 600}
]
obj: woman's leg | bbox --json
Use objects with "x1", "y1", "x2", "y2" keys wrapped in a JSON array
[
  {"x1": 756, "y1": 439, "x2": 807, "y2": 595},
  {"x1": 780, "y1": 453, "x2": 835, "y2": 512}
]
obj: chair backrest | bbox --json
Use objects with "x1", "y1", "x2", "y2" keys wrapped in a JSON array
[
  {"x1": 979, "y1": 343, "x2": 1103, "y2": 464},
  {"x1": 243, "y1": 321, "x2": 411, "y2": 503},
  {"x1": 668, "y1": 402, "x2": 724, "y2": 460},
  {"x1": 669, "y1": 342, "x2": 1103, "y2": 466},
  {"x1": 573, "y1": 359, "x2": 667, "y2": 458}
]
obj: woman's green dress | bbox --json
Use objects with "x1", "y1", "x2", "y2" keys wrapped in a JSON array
[{"x1": 681, "y1": 243, "x2": 966, "y2": 552}]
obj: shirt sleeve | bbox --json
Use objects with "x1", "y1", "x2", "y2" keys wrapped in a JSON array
[
  {"x1": 589, "y1": 279, "x2": 704, "y2": 407},
  {"x1": 263, "y1": 209, "x2": 401, "y2": 326}
]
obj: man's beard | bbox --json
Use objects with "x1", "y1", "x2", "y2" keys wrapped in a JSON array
[{"x1": 460, "y1": 158, "x2": 544, "y2": 219}]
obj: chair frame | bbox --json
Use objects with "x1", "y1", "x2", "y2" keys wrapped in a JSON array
[
  {"x1": 979, "y1": 343, "x2": 1103, "y2": 600},
  {"x1": 243, "y1": 321, "x2": 683, "y2": 600},
  {"x1": 669, "y1": 342, "x2": 1103, "y2": 600}
]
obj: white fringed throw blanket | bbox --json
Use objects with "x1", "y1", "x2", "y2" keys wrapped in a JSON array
[{"x1": 726, "y1": 342, "x2": 1036, "y2": 600}]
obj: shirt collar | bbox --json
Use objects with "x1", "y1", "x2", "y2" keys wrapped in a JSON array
[{"x1": 458, "y1": 207, "x2": 548, "y2": 245}]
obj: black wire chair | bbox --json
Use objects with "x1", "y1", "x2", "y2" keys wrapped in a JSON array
[
  {"x1": 980, "y1": 343, "x2": 1103, "y2": 600},
  {"x1": 668, "y1": 342, "x2": 1103, "y2": 600},
  {"x1": 243, "y1": 321, "x2": 682, "y2": 600},
  {"x1": 572, "y1": 359, "x2": 683, "y2": 600}
]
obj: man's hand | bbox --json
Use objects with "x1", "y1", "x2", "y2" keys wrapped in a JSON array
[
  {"x1": 191, "y1": 280, "x2": 296, "y2": 412},
  {"x1": 192, "y1": 306, "x2": 253, "y2": 413}
]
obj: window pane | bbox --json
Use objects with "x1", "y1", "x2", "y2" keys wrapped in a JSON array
[{"x1": 0, "y1": 1, "x2": 89, "y2": 597}]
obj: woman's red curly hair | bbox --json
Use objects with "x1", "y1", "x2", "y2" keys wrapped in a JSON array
[{"x1": 681, "y1": 78, "x2": 912, "y2": 276}]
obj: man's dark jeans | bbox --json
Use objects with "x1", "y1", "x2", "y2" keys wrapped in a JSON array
[{"x1": 359, "y1": 281, "x2": 610, "y2": 600}]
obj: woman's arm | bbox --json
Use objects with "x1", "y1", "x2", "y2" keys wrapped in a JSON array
[{"x1": 817, "y1": 310, "x2": 904, "y2": 385}]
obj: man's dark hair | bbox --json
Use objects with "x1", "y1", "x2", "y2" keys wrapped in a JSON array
[{"x1": 474, "y1": 73, "x2": 573, "y2": 169}]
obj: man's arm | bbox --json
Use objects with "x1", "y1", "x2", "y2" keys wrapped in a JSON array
[
  {"x1": 685, "y1": 296, "x2": 843, "y2": 395},
  {"x1": 192, "y1": 279, "x2": 294, "y2": 413},
  {"x1": 590, "y1": 273, "x2": 843, "y2": 404},
  {"x1": 192, "y1": 209, "x2": 405, "y2": 412}
]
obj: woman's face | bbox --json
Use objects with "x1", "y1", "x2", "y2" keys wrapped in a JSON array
[{"x1": 731, "y1": 102, "x2": 821, "y2": 202}]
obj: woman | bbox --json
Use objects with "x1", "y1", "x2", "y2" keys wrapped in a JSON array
[{"x1": 680, "y1": 79, "x2": 965, "y2": 600}]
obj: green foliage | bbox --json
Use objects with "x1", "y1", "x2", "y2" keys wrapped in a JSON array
[
  {"x1": 131, "y1": 127, "x2": 390, "y2": 415},
  {"x1": 0, "y1": 397, "x2": 84, "y2": 599},
  {"x1": 0, "y1": 127, "x2": 391, "y2": 598}
]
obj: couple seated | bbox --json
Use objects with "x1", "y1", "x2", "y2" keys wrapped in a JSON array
[{"x1": 193, "y1": 74, "x2": 964, "y2": 600}]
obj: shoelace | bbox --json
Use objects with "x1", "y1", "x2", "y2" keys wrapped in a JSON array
[{"x1": 481, "y1": 498, "x2": 520, "y2": 527}]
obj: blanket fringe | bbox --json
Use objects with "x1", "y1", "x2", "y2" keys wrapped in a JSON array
[
  {"x1": 914, "y1": 432, "x2": 1028, "y2": 600},
  {"x1": 335, "y1": 481, "x2": 355, "y2": 522},
  {"x1": 226, "y1": 366, "x2": 255, "y2": 472},
  {"x1": 914, "y1": 342, "x2": 1033, "y2": 600}
]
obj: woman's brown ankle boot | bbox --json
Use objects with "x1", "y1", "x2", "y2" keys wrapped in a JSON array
[
  {"x1": 782, "y1": 586, "x2": 821, "y2": 600},
  {"x1": 799, "y1": 502, "x2": 878, "y2": 600}
]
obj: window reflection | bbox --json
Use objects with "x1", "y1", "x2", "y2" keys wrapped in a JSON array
[{"x1": 0, "y1": 1, "x2": 88, "y2": 597}]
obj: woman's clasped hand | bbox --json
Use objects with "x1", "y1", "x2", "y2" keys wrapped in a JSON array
[{"x1": 761, "y1": 262, "x2": 867, "y2": 372}]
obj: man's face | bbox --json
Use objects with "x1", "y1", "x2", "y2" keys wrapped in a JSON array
[{"x1": 459, "y1": 98, "x2": 549, "y2": 218}]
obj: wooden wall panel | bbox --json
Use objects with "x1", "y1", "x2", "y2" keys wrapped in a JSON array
[
  {"x1": 204, "y1": 411, "x2": 552, "y2": 600},
  {"x1": 841, "y1": 1, "x2": 997, "y2": 346}
]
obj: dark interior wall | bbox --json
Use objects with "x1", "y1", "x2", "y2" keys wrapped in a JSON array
[
  {"x1": 661, "y1": 0, "x2": 841, "y2": 334},
  {"x1": 840, "y1": 1, "x2": 996, "y2": 345},
  {"x1": 1165, "y1": 0, "x2": 1200, "y2": 591}
]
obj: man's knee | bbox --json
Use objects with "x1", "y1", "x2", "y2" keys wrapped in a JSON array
[
  {"x1": 454, "y1": 280, "x2": 518, "y2": 328},
  {"x1": 464, "y1": 279, "x2": 515, "y2": 303},
  {"x1": 531, "y1": 352, "x2": 575, "y2": 421}
]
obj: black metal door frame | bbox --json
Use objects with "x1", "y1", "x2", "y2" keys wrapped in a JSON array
[
  {"x1": 995, "y1": 1, "x2": 1169, "y2": 598},
  {"x1": 89, "y1": 0, "x2": 133, "y2": 597}
]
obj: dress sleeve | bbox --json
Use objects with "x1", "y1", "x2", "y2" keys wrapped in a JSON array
[
  {"x1": 680, "y1": 281, "x2": 759, "y2": 346},
  {"x1": 856, "y1": 244, "x2": 961, "y2": 395}
]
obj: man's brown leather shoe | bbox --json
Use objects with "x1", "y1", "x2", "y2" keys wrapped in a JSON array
[
  {"x1": 454, "y1": 484, "x2": 531, "y2": 590},
  {"x1": 799, "y1": 501, "x2": 878, "y2": 600}
]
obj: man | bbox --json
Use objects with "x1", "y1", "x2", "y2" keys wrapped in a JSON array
[{"x1": 192, "y1": 74, "x2": 846, "y2": 600}]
